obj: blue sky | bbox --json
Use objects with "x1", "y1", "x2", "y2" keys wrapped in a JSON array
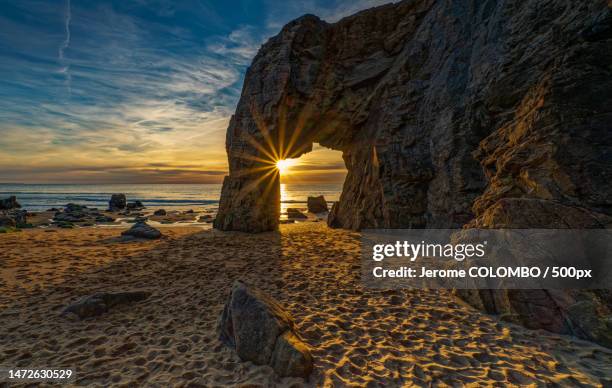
[{"x1": 0, "y1": 0, "x2": 388, "y2": 184}]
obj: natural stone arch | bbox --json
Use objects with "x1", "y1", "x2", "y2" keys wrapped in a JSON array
[
  {"x1": 214, "y1": 1, "x2": 611, "y2": 234},
  {"x1": 213, "y1": 0, "x2": 612, "y2": 347}
]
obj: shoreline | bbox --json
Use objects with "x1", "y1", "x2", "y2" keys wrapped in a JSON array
[{"x1": 1, "y1": 223, "x2": 610, "y2": 386}]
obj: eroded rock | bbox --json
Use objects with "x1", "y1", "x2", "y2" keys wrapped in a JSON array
[
  {"x1": 121, "y1": 221, "x2": 162, "y2": 239},
  {"x1": 307, "y1": 196, "x2": 328, "y2": 213},
  {"x1": 217, "y1": 281, "x2": 313, "y2": 378},
  {"x1": 287, "y1": 208, "x2": 308, "y2": 219},
  {"x1": 0, "y1": 196, "x2": 21, "y2": 210},
  {"x1": 213, "y1": 0, "x2": 612, "y2": 347},
  {"x1": 109, "y1": 194, "x2": 127, "y2": 210},
  {"x1": 63, "y1": 291, "x2": 151, "y2": 319}
]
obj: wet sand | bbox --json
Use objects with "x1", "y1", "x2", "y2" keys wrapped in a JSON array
[{"x1": 0, "y1": 223, "x2": 610, "y2": 386}]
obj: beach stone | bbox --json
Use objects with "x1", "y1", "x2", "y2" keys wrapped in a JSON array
[
  {"x1": 217, "y1": 281, "x2": 313, "y2": 378},
  {"x1": 109, "y1": 194, "x2": 127, "y2": 210},
  {"x1": 1, "y1": 210, "x2": 27, "y2": 227},
  {"x1": 0, "y1": 197, "x2": 20, "y2": 211},
  {"x1": 287, "y1": 208, "x2": 307, "y2": 219},
  {"x1": 121, "y1": 221, "x2": 161, "y2": 239},
  {"x1": 126, "y1": 200, "x2": 144, "y2": 210},
  {"x1": 63, "y1": 291, "x2": 151, "y2": 319},
  {"x1": 154, "y1": 209, "x2": 167, "y2": 216},
  {"x1": 0, "y1": 214, "x2": 16, "y2": 227},
  {"x1": 307, "y1": 196, "x2": 328, "y2": 213},
  {"x1": 0, "y1": 196, "x2": 21, "y2": 210}
]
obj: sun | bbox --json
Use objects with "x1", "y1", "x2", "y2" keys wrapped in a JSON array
[{"x1": 275, "y1": 159, "x2": 296, "y2": 175}]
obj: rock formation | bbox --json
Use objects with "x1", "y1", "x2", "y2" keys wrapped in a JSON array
[
  {"x1": 0, "y1": 196, "x2": 21, "y2": 210},
  {"x1": 307, "y1": 195, "x2": 328, "y2": 213},
  {"x1": 214, "y1": 0, "x2": 612, "y2": 346},
  {"x1": 121, "y1": 221, "x2": 162, "y2": 239},
  {"x1": 109, "y1": 194, "x2": 127, "y2": 210},
  {"x1": 63, "y1": 291, "x2": 151, "y2": 319},
  {"x1": 218, "y1": 281, "x2": 313, "y2": 378}
]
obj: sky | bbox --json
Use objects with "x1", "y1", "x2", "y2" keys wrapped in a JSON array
[{"x1": 0, "y1": 0, "x2": 390, "y2": 184}]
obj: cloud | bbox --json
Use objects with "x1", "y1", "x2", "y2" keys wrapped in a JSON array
[{"x1": 0, "y1": 0, "x2": 382, "y2": 184}]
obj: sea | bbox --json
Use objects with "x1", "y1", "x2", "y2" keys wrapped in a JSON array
[{"x1": 0, "y1": 183, "x2": 343, "y2": 213}]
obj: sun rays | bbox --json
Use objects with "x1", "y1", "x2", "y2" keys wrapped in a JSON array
[{"x1": 275, "y1": 159, "x2": 296, "y2": 175}]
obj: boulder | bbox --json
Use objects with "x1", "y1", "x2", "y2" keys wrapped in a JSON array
[
  {"x1": 0, "y1": 196, "x2": 21, "y2": 210},
  {"x1": 109, "y1": 194, "x2": 127, "y2": 210},
  {"x1": 1, "y1": 210, "x2": 27, "y2": 227},
  {"x1": 307, "y1": 196, "x2": 328, "y2": 213},
  {"x1": 0, "y1": 214, "x2": 16, "y2": 227},
  {"x1": 126, "y1": 200, "x2": 144, "y2": 210},
  {"x1": 218, "y1": 281, "x2": 313, "y2": 378},
  {"x1": 287, "y1": 208, "x2": 307, "y2": 219},
  {"x1": 121, "y1": 221, "x2": 162, "y2": 239},
  {"x1": 153, "y1": 209, "x2": 167, "y2": 216},
  {"x1": 63, "y1": 291, "x2": 150, "y2": 319}
]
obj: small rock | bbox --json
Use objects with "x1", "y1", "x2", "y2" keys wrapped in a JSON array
[
  {"x1": 126, "y1": 200, "x2": 145, "y2": 210},
  {"x1": 217, "y1": 281, "x2": 313, "y2": 378},
  {"x1": 307, "y1": 196, "x2": 328, "y2": 213},
  {"x1": 121, "y1": 221, "x2": 162, "y2": 239},
  {"x1": 0, "y1": 210, "x2": 27, "y2": 227},
  {"x1": 0, "y1": 196, "x2": 21, "y2": 210},
  {"x1": 185, "y1": 209, "x2": 194, "y2": 214},
  {"x1": 198, "y1": 214, "x2": 212, "y2": 221},
  {"x1": 153, "y1": 209, "x2": 167, "y2": 216},
  {"x1": 109, "y1": 194, "x2": 127, "y2": 210},
  {"x1": 287, "y1": 208, "x2": 308, "y2": 219},
  {"x1": 64, "y1": 203, "x2": 87, "y2": 212},
  {"x1": 63, "y1": 291, "x2": 150, "y2": 319},
  {"x1": 0, "y1": 214, "x2": 16, "y2": 227}
]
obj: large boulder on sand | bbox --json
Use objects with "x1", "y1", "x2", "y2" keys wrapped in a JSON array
[
  {"x1": 121, "y1": 221, "x2": 162, "y2": 239},
  {"x1": 109, "y1": 194, "x2": 127, "y2": 210},
  {"x1": 0, "y1": 196, "x2": 21, "y2": 210},
  {"x1": 307, "y1": 196, "x2": 328, "y2": 213},
  {"x1": 218, "y1": 281, "x2": 313, "y2": 378}
]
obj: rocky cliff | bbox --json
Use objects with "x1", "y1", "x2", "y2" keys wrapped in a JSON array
[{"x1": 215, "y1": 0, "x2": 612, "y2": 346}]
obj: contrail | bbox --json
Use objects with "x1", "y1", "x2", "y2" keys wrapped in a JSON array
[{"x1": 59, "y1": 0, "x2": 72, "y2": 96}]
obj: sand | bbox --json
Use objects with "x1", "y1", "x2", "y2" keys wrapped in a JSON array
[{"x1": 0, "y1": 222, "x2": 610, "y2": 386}]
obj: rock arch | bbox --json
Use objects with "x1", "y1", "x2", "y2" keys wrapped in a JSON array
[
  {"x1": 214, "y1": 0, "x2": 612, "y2": 347},
  {"x1": 215, "y1": 0, "x2": 611, "y2": 234}
]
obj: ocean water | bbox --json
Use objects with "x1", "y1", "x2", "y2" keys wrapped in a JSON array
[{"x1": 0, "y1": 183, "x2": 343, "y2": 213}]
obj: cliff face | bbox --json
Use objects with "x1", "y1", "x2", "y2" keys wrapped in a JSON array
[{"x1": 215, "y1": 0, "x2": 612, "y2": 346}]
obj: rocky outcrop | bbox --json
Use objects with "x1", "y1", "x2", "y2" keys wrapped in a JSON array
[
  {"x1": 52, "y1": 204, "x2": 115, "y2": 226},
  {"x1": 121, "y1": 221, "x2": 162, "y2": 239},
  {"x1": 214, "y1": 0, "x2": 612, "y2": 346},
  {"x1": 126, "y1": 200, "x2": 144, "y2": 210},
  {"x1": 0, "y1": 210, "x2": 27, "y2": 227},
  {"x1": 307, "y1": 196, "x2": 328, "y2": 213},
  {"x1": 63, "y1": 291, "x2": 150, "y2": 319},
  {"x1": 287, "y1": 208, "x2": 308, "y2": 219},
  {"x1": 109, "y1": 194, "x2": 127, "y2": 210},
  {"x1": 218, "y1": 281, "x2": 313, "y2": 378},
  {"x1": 0, "y1": 196, "x2": 21, "y2": 210}
]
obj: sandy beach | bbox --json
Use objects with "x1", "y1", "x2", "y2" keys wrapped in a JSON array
[{"x1": 1, "y1": 222, "x2": 610, "y2": 387}]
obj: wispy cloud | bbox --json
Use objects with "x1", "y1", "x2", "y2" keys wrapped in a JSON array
[
  {"x1": 0, "y1": 0, "x2": 380, "y2": 184},
  {"x1": 58, "y1": 0, "x2": 72, "y2": 96}
]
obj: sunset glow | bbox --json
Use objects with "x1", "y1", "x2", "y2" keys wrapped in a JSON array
[{"x1": 275, "y1": 159, "x2": 297, "y2": 175}]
